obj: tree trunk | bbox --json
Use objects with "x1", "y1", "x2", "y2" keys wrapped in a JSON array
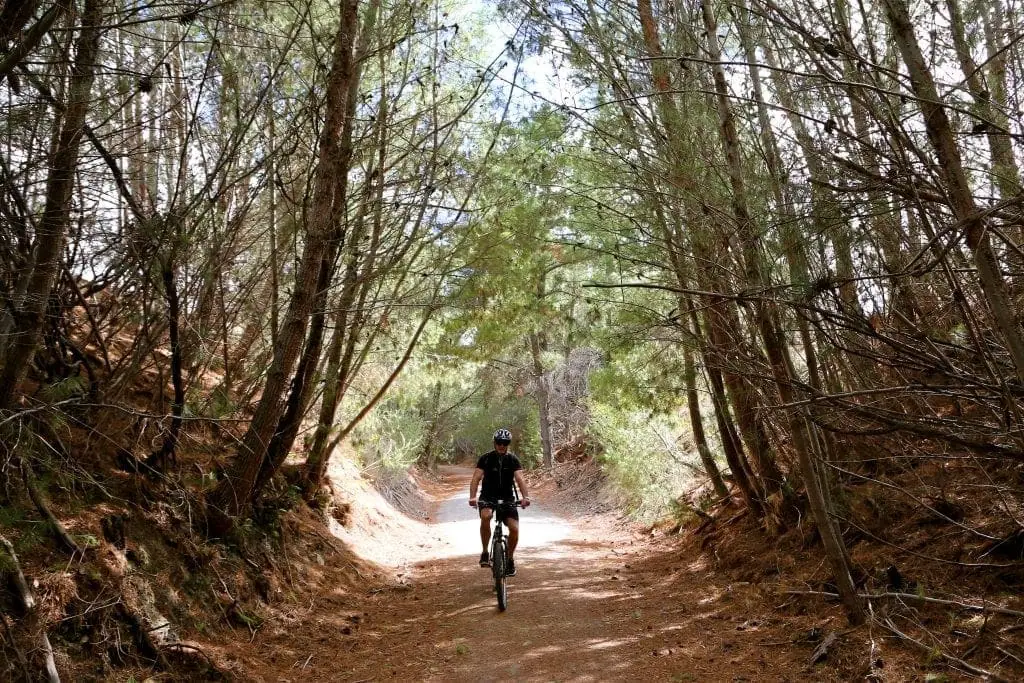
[
  {"x1": 257, "y1": 0, "x2": 386, "y2": 498},
  {"x1": 634, "y1": 0, "x2": 778, "y2": 500},
  {"x1": 0, "y1": 0, "x2": 102, "y2": 411},
  {"x1": 883, "y1": 0, "x2": 1024, "y2": 384},
  {"x1": 684, "y1": 341, "x2": 729, "y2": 499},
  {"x1": 702, "y1": 0, "x2": 862, "y2": 623},
  {"x1": 206, "y1": 0, "x2": 360, "y2": 528},
  {"x1": 252, "y1": 253, "x2": 334, "y2": 495},
  {"x1": 147, "y1": 252, "x2": 184, "y2": 470},
  {"x1": 421, "y1": 381, "x2": 443, "y2": 470},
  {"x1": 531, "y1": 331, "x2": 555, "y2": 468},
  {"x1": 694, "y1": 310, "x2": 763, "y2": 514},
  {"x1": 947, "y1": 0, "x2": 1022, "y2": 202},
  {"x1": 301, "y1": 246, "x2": 366, "y2": 496},
  {"x1": 735, "y1": 4, "x2": 824, "y2": 395}
]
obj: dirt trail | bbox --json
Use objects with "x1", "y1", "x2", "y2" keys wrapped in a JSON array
[{"x1": 240, "y1": 465, "x2": 861, "y2": 682}]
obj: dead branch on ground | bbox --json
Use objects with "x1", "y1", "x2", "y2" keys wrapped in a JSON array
[{"x1": 0, "y1": 534, "x2": 60, "y2": 682}]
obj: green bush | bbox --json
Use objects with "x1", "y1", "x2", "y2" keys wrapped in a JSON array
[
  {"x1": 352, "y1": 402, "x2": 427, "y2": 473},
  {"x1": 588, "y1": 403, "x2": 697, "y2": 521}
]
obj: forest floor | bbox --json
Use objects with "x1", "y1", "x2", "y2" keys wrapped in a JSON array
[{"x1": 218, "y1": 464, "x2": 924, "y2": 682}]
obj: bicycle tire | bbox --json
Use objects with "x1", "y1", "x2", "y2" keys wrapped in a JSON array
[
  {"x1": 496, "y1": 571, "x2": 507, "y2": 611},
  {"x1": 492, "y1": 539, "x2": 507, "y2": 611},
  {"x1": 496, "y1": 544, "x2": 507, "y2": 611}
]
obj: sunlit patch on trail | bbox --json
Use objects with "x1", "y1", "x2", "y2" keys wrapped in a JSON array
[
  {"x1": 583, "y1": 637, "x2": 633, "y2": 650},
  {"x1": 423, "y1": 490, "x2": 574, "y2": 560}
]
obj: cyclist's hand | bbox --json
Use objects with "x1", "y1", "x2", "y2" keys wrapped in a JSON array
[
  {"x1": 469, "y1": 498, "x2": 478, "y2": 508},
  {"x1": 521, "y1": 497, "x2": 531, "y2": 508}
]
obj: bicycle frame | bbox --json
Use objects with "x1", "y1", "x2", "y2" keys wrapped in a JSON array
[{"x1": 478, "y1": 499, "x2": 520, "y2": 611}]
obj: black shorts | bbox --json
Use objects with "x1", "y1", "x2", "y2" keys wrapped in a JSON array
[{"x1": 479, "y1": 503, "x2": 519, "y2": 523}]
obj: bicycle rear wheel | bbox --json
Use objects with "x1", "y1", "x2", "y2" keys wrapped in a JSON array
[{"x1": 492, "y1": 539, "x2": 507, "y2": 611}]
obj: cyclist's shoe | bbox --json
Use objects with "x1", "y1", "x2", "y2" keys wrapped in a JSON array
[
  {"x1": 479, "y1": 551, "x2": 489, "y2": 567},
  {"x1": 506, "y1": 558, "x2": 517, "y2": 576}
]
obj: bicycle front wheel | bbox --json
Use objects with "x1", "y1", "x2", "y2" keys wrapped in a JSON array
[{"x1": 492, "y1": 540, "x2": 507, "y2": 611}]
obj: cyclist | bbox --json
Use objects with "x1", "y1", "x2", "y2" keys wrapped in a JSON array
[{"x1": 468, "y1": 428, "x2": 531, "y2": 575}]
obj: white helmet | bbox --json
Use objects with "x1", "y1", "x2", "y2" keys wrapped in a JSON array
[{"x1": 493, "y1": 428, "x2": 512, "y2": 443}]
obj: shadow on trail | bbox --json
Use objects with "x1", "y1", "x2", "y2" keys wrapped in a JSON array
[{"x1": 342, "y1": 550, "x2": 681, "y2": 683}]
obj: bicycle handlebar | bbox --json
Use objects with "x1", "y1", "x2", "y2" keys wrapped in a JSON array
[{"x1": 471, "y1": 499, "x2": 524, "y2": 508}]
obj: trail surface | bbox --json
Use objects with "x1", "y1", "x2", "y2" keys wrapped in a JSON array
[{"x1": 247, "y1": 466, "x2": 844, "y2": 682}]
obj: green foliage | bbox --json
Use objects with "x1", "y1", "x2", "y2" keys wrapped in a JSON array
[
  {"x1": 351, "y1": 400, "x2": 427, "y2": 473},
  {"x1": 13, "y1": 524, "x2": 46, "y2": 556},
  {"x1": 589, "y1": 345, "x2": 687, "y2": 416},
  {"x1": 667, "y1": 498, "x2": 699, "y2": 527},
  {"x1": 0, "y1": 551, "x2": 12, "y2": 574},
  {"x1": 39, "y1": 375, "x2": 87, "y2": 403},
  {"x1": 0, "y1": 504, "x2": 25, "y2": 529},
  {"x1": 206, "y1": 385, "x2": 236, "y2": 419},
  {"x1": 182, "y1": 568, "x2": 213, "y2": 598},
  {"x1": 453, "y1": 388, "x2": 541, "y2": 467},
  {"x1": 232, "y1": 605, "x2": 265, "y2": 629},
  {"x1": 75, "y1": 533, "x2": 101, "y2": 549},
  {"x1": 587, "y1": 403, "x2": 697, "y2": 521}
]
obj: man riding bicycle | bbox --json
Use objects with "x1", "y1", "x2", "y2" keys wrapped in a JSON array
[{"x1": 469, "y1": 428, "x2": 531, "y2": 575}]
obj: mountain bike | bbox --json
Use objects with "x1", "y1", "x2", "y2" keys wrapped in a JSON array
[{"x1": 475, "y1": 499, "x2": 523, "y2": 611}]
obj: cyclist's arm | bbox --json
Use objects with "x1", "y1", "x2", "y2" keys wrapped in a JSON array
[
  {"x1": 514, "y1": 470, "x2": 530, "y2": 504},
  {"x1": 469, "y1": 467, "x2": 484, "y2": 505}
]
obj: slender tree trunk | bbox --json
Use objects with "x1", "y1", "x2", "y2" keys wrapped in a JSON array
[
  {"x1": 703, "y1": 292, "x2": 783, "y2": 492},
  {"x1": 301, "y1": 299, "x2": 350, "y2": 496},
  {"x1": 147, "y1": 251, "x2": 184, "y2": 470},
  {"x1": 301, "y1": 243, "x2": 367, "y2": 495},
  {"x1": 0, "y1": 0, "x2": 102, "y2": 411},
  {"x1": 635, "y1": 0, "x2": 778, "y2": 500},
  {"x1": 252, "y1": 254, "x2": 334, "y2": 495},
  {"x1": 206, "y1": 0, "x2": 360, "y2": 528},
  {"x1": 947, "y1": 0, "x2": 1022, "y2": 202},
  {"x1": 735, "y1": 5, "x2": 824, "y2": 394},
  {"x1": 702, "y1": 0, "x2": 862, "y2": 623},
  {"x1": 684, "y1": 341, "x2": 729, "y2": 499},
  {"x1": 254, "y1": 0, "x2": 383, "y2": 498},
  {"x1": 531, "y1": 331, "x2": 555, "y2": 469},
  {"x1": 267, "y1": 109, "x2": 280, "y2": 349},
  {"x1": 421, "y1": 381, "x2": 443, "y2": 470},
  {"x1": 694, "y1": 310, "x2": 763, "y2": 514},
  {"x1": 883, "y1": 0, "x2": 1024, "y2": 384}
]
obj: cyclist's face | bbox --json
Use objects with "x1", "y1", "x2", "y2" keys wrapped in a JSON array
[{"x1": 494, "y1": 440, "x2": 510, "y2": 453}]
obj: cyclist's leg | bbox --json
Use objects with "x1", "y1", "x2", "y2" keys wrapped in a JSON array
[
  {"x1": 479, "y1": 507, "x2": 493, "y2": 551},
  {"x1": 505, "y1": 517, "x2": 519, "y2": 559}
]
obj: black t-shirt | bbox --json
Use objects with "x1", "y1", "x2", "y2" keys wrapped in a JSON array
[{"x1": 475, "y1": 451, "x2": 522, "y2": 502}]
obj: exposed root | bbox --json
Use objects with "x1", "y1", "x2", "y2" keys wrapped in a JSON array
[
  {"x1": 23, "y1": 464, "x2": 83, "y2": 557},
  {"x1": 160, "y1": 642, "x2": 230, "y2": 679},
  {"x1": 1, "y1": 533, "x2": 60, "y2": 682},
  {"x1": 114, "y1": 602, "x2": 169, "y2": 669},
  {"x1": 787, "y1": 589, "x2": 1024, "y2": 619},
  {"x1": 874, "y1": 616, "x2": 1007, "y2": 682}
]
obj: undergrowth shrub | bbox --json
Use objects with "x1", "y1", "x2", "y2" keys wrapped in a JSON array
[
  {"x1": 453, "y1": 402, "x2": 541, "y2": 466},
  {"x1": 588, "y1": 403, "x2": 699, "y2": 521},
  {"x1": 351, "y1": 403, "x2": 427, "y2": 474}
]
